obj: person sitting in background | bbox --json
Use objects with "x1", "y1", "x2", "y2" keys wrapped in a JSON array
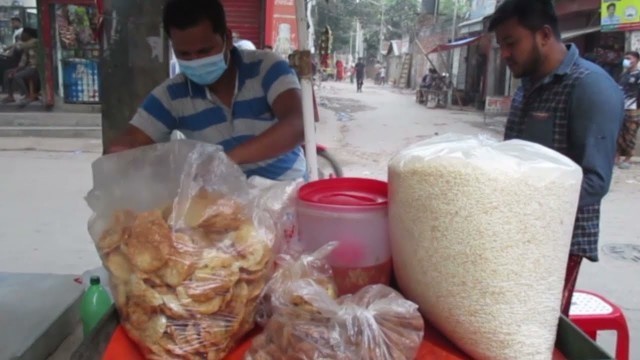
[
  {"x1": 0, "y1": 17, "x2": 26, "y2": 89},
  {"x1": 2, "y1": 28, "x2": 39, "y2": 105}
]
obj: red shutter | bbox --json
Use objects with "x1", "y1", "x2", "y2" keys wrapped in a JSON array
[{"x1": 221, "y1": 0, "x2": 263, "y2": 48}]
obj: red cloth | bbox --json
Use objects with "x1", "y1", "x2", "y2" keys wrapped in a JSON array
[
  {"x1": 94, "y1": 0, "x2": 104, "y2": 40},
  {"x1": 336, "y1": 60, "x2": 344, "y2": 81}
]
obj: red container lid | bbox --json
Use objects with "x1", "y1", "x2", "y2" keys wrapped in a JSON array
[{"x1": 298, "y1": 178, "x2": 388, "y2": 207}]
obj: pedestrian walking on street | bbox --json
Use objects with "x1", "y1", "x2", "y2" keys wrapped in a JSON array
[
  {"x1": 616, "y1": 51, "x2": 640, "y2": 169},
  {"x1": 489, "y1": 0, "x2": 624, "y2": 316},
  {"x1": 355, "y1": 58, "x2": 365, "y2": 93}
]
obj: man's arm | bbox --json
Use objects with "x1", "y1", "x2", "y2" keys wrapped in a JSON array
[
  {"x1": 569, "y1": 71, "x2": 624, "y2": 207},
  {"x1": 226, "y1": 56, "x2": 304, "y2": 165},
  {"x1": 104, "y1": 124, "x2": 155, "y2": 154},
  {"x1": 105, "y1": 84, "x2": 177, "y2": 154}
]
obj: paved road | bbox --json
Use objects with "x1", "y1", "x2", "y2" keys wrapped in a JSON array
[{"x1": 0, "y1": 81, "x2": 637, "y2": 358}]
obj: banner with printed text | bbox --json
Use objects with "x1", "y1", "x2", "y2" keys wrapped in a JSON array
[
  {"x1": 269, "y1": 0, "x2": 299, "y2": 57},
  {"x1": 602, "y1": 0, "x2": 640, "y2": 31}
]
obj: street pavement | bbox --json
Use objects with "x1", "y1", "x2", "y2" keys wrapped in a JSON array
[{"x1": 0, "y1": 81, "x2": 637, "y2": 358}]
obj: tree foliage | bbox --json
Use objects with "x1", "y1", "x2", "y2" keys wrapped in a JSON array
[
  {"x1": 314, "y1": 0, "x2": 419, "y2": 55},
  {"x1": 312, "y1": 0, "x2": 468, "y2": 57},
  {"x1": 437, "y1": 0, "x2": 472, "y2": 19}
]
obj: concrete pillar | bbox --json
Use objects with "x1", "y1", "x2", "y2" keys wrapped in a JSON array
[
  {"x1": 486, "y1": 34, "x2": 497, "y2": 96},
  {"x1": 100, "y1": 0, "x2": 169, "y2": 152}
]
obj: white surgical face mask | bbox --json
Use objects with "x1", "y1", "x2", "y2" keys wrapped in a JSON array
[
  {"x1": 178, "y1": 40, "x2": 228, "y2": 85},
  {"x1": 623, "y1": 59, "x2": 632, "y2": 69}
]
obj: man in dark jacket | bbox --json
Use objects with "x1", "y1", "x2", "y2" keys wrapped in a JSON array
[{"x1": 490, "y1": 0, "x2": 624, "y2": 315}]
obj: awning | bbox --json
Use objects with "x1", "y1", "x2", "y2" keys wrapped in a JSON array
[
  {"x1": 458, "y1": 18, "x2": 484, "y2": 35},
  {"x1": 561, "y1": 26, "x2": 600, "y2": 41},
  {"x1": 427, "y1": 36, "x2": 482, "y2": 54}
]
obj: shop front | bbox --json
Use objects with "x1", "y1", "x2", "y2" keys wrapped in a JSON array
[
  {"x1": 556, "y1": 0, "x2": 624, "y2": 79},
  {"x1": 0, "y1": 1, "x2": 38, "y2": 105},
  {"x1": 456, "y1": 0, "x2": 498, "y2": 109},
  {"x1": 38, "y1": 0, "x2": 99, "y2": 108},
  {"x1": 221, "y1": 0, "x2": 263, "y2": 48}
]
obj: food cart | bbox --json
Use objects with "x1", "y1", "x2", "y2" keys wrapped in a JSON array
[
  {"x1": 63, "y1": 1, "x2": 617, "y2": 359},
  {"x1": 70, "y1": 305, "x2": 613, "y2": 360}
]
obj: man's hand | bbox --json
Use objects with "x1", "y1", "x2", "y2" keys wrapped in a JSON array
[
  {"x1": 7, "y1": 69, "x2": 17, "y2": 78},
  {"x1": 104, "y1": 124, "x2": 155, "y2": 155},
  {"x1": 226, "y1": 88, "x2": 304, "y2": 165}
]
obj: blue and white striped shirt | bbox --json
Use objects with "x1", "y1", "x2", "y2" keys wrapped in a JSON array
[{"x1": 130, "y1": 47, "x2": 306, "y2": 181}]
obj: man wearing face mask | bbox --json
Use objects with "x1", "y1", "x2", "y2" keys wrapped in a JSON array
[
  {"x1": 616, "y1": 51, "x2": 640, "y2": 169},
  {"x1": 106, "y1": 0, "x2": 306, "y2": 181},
  {"x1": 489, "y1": 0, "x2": 624, "y2": 316}
]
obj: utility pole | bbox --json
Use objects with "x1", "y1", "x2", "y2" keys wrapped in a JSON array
[
  {"x1": 448, "y1": 0, "x2": 458, "y2": 107},
  {"x1": 350, "y1": 26, "x2": 354, "y2": 63},
  {"x1": 356, "y1": 19, "x2": 363, "y2": 58},
  {"x1": 379, "y1": 4, "x2": 384, "y2": 61}
]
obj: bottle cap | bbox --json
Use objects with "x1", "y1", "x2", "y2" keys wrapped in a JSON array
[{"x1": 90, "y1": 276, "x2": 101, "y2": 286}]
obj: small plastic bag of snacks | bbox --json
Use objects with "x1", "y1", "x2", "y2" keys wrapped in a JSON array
[
  {"x1": 255, "y1": 243, "x2": 339, "y2": 326},
  {"x1": 86, "y1": 140, "x2": 293, "y2": 360},
  {"x1": 247, "y1": 282, "x2": 425, "y2": 360}
]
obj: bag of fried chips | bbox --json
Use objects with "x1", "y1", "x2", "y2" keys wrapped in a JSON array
[
  {"x1": 255, "y1": 242, "x2": 339, "y2": 327},
  {"x1": 247, "y1": 282, "x2": 425, "y2": 360},
  {"x1": 86, "y1": 140, "x2": 295, "y2": 360}
]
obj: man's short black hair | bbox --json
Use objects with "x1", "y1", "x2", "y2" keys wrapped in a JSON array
[
  {"x1": 11, "y1": 17, "x2": 21, "y2": 23},
  {"x1": 23, "y1": 27, "x2": 37, "y2": 39},
  {"x1": 625, "y1": 51, "x2": 640, "y2": 60},
  {"x1": 162, "y1": 0, "x2": 227, "y2": 37},
  {"x1": 607, "y1": 3, "x2": 616, "y2": 11},
  {"x1": 488, "y1": 0, "x2": 561, "y2": 39}
]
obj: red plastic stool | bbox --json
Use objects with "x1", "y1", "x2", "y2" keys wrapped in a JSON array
[{"x1": 569, "y1": 290, "x2": 630, "y2": 360}]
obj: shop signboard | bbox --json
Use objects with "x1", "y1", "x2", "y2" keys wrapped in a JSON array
[
  {"x1": 601, "y1": 0, "x2": 640, "y2": 31},
  {"x1": 267, "y1": 0, "x2": 298, "y2": 57}
]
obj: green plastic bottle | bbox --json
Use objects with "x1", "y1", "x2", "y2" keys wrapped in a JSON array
[{"x1": 80, "y1": 275, "x2": 113, "y2": 337}]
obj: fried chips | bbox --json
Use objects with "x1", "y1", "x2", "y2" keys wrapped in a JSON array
[{"x1": 98, "y1": 188, "x2": 272, "y2": 360}]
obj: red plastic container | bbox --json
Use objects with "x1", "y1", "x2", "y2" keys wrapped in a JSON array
[{"x1": 297, "y1": 178, "x2": 391, "y2": 295}]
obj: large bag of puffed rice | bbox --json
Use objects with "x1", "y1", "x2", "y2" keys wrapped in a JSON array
[{"x1": 388, "y1": 134, "x2": 583, "y2": 360}]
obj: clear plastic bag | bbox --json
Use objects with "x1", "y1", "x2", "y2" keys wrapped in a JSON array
[
  {"x1": 388, "y1": 134, "x2": 584, "y2": 360},
  {"x1": 86, "y1": 140, "x2": 293, "y2": 360},
  {"x1": 255, "y1": 243, "x2": 339, "y2": 327},
  {"x1": 247, "y1": 283, "x2": 424, "y2": 360}
]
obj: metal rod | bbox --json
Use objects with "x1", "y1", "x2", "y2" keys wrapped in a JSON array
[{"x1": 295, "y1": 0, "x2": 319, "y2": 181}]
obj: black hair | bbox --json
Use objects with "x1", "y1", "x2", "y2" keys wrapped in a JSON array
[
  {"x1": 625, "y1": 51, "x2": 640, "y2": 59},
  {"x1": 607, "y1": 3, "x2": 616, "y2": 11},
  {"x1": 22, "y1": 27, "x2": 37, "y2": 39},
  {"x1": 11, "y1": 17, "x2": 21, "y2": 23},
  {"x1": 488, "y1": 0, "x2": 561, "y2": 39},
  {"x1": 162, "y1": 0, "x2": 227, "y2": 37}
]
